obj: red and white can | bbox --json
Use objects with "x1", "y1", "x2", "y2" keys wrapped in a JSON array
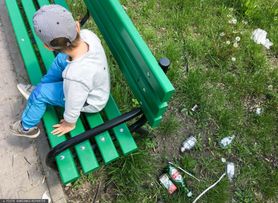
[{"x1": 159, "y1": 174, "x2": 177, "y2": 194}]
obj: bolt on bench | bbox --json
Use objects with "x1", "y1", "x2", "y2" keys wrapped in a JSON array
[{"x1": 6, "y1": 0, "x2": 175, "y2": 185}]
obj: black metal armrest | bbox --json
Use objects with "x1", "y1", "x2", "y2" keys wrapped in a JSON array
[{"x1": 46, "y1": 108, "x2": 143, "y2": 170}]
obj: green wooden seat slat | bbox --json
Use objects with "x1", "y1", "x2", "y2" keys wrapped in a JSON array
[
  {"x1": 21, "y1": 0, "x2": 54, "y2": 69},
  {"x1": 70, "y1": 119, "x2": 99, "y2": 173},
  {"x1": 84, "y1": 0, "x2": 175, "y2": 126},
  {"x1": 36, "y1": 0, "x2": 99, "y2": 175},
  {"x1": 5, "y1": 0, "x2": 79, "y2": 184},
  {"x1": 104, "y1": 96, "x2": 137, "y2": 155},
  {"x1": 5, "y1": 0, "x2": 41, "y2": 85},
  {"x1": 37, "y1": 0, "x2": 50, "y2": 5},
  {"x1": 85, "y1": 113, "x2": 119, "y2": 164},
  {"x1": 42, "y1": 108, "x2": 79, "y2": 184}
]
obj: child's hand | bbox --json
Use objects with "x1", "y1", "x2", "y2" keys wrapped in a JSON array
[{"x1": 51, "y1": 119, "x2": 75, "y2": 136}]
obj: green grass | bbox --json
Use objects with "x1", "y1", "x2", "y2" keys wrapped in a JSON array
[{"x1": 67, "y1": 0, "x2": 278, "y2": 202}]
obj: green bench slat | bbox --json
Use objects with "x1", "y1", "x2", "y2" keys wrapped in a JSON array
[
  {"x1": 21, "y1": 0, "x2": 54, "y2": 68},
  {"x1": 36, "y1": 0, "x2": 99, "y2": 175},
  {"x1": 6, "y1": 0, "x2": 79, "y2": 184},
  {"x1": 43, "y1": 108, "x2": 79, "y2": 184},
  {"x1": 54, "y1": 0, "x2": 70, "y2": 9},
  {"x1": 71, "y1": 119, "x2": 99, "y2": 173},
  {"x1": 86, "y1": 113, "x2": 119, "y2": 164},
  {"x1": 5, "y1": 0, "x2": 42, "y2": 85},
  {"x1": 111, "y1": 49, "x2": 166, "y2": 126},
  {"x1": 104, "y1": 96, "x2": 137, "y2": 155}
]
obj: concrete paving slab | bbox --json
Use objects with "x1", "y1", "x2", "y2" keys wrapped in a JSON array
[
  {"x1": 0, "y1": 1, "x2": 67, "y2": 202},
  {"x1": 0, "y1": 26, "x2": 48, "y2": 198}
]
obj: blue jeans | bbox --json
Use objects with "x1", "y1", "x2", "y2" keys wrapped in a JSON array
[{"x1": 21, "y1": 53, "x2": 68, "y2": 129}]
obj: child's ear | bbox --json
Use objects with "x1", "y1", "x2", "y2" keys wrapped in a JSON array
[
  {"x1": 44, "y1": 43, "x2": 54, "y2": 51},
  {"x1": 76, "y1": 21, "x2": 80, "y2": 32}
]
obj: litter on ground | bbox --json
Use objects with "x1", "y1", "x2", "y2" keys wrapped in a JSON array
[
  {"x1": 181, "y1": 135, "x2": 197, "y2": 152},
  {"x1": 219, "y1": 135, "x2": 235, "y2": 149},
  {"x1": 251, "y1": 28, "x2": 273, "y2": 49}
]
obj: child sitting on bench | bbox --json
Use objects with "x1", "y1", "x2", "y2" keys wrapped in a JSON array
[{"x1": 10, "y1": 4, "x2": 110, "y2": 138}]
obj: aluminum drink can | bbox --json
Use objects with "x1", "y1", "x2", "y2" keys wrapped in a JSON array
[{"x1": 159, "y1": 174, "x2": 177, "y2": 194}]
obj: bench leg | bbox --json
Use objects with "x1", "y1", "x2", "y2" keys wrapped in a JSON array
[
  {"x1": 158, "y1": 57, "x2": 171, "y2": 73},
  {"x1": 134, "y1": 127, "x2": 149, "y2": 135},
  {"x1": 129, "y1": 115, "x2": 149, "y2": 135}
]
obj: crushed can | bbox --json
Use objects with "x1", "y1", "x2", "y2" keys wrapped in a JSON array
[
  {"x1": 168, "y1": 165, "x2": 192, "y2": 197},
  {"x1": 159, "y1": 174, "x2": 177, "y2": 194},
  {"x1": 219, "y1": 135, "x2": 235, "y2": 149},
  {"x1": 226, "y1": 162, "x2": 235, "y2": 182}
]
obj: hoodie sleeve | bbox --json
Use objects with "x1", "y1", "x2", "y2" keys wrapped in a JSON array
[
  {"x1": 41, "y1": 53, "x2": 68, "y2": 83},
  {"x1": 63, "y1": 79, "x2": 89, "y2": 123}
]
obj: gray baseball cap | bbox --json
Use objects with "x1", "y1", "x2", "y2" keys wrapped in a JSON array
[{"x1": 33, "y1": 4, "x2": 77, "y2": 47}]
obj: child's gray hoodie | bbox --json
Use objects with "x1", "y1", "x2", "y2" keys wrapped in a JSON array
[{"x1": 62, "y1": 29, "x2": 110, "y2": 123}]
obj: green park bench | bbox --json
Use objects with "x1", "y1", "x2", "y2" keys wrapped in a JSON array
[{"x1": 6, "y1": 0, "x2": 175, "y2": 185}]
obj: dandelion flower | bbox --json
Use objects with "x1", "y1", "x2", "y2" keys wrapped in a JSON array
[
  {"x1": 235, "y1": 36, "x2": 241, "y2": 41},
  {"x1": 220, "y1": 32, "x2": 225, "y2": 37},
  {"x1": 229, "y1": 18, "x2": 237, "y2": 24},
  {"x1": 226, "y1": 40, "x2": 231, "y2": 45},
  {"x1": 268, "y1": 85, "x2": 273, "y2": 91},
  {"x1": 233, "y1": 42, "x2": 239, "y2": 48},
  {"x1": 242, "y1": 20, "x2": 248, "y2": 25},
  {"x1": 231, "y1": 57, "x2": 236, "y2": 62}
]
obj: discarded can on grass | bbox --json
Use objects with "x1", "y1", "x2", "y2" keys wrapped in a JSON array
[
  {"x1": 256, "y1": 107, "x2": 262, "y2": 115},
  {"x1": 219, "y1": 135, "x2": 235, "y2": 149},
  {"x1": 191, "y1": 104, "x2": 198, "y2": 112},
  {"x1": 181, "y1": 135, "x2": 197, "y2": 152},
  {"x1": 159, "y1": 174, "x2": 177, "y2": 194},
  {"x1": 226, "y1": 162, "x2": 235, "y2": 182},
  {"x1": 168, "y1": 165, "x2": 192, "y2": 197}
]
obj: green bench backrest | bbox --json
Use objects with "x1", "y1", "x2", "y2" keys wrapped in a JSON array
[{"x1": 84, "y1": 0, "x2": 175, "y2": 127}]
